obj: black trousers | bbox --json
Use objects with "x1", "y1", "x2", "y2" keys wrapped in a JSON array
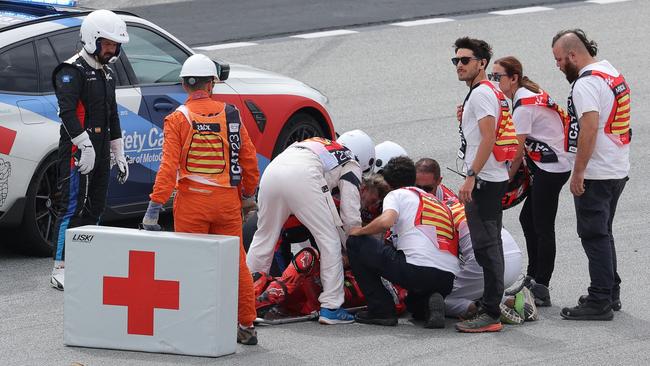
[
  {"x1": 52, "y1": 134, "x2": 110, "y2": 261},
  {"x1": 347, "y1": 235, "x2": 455, "y2": 318},
  {"x1": 520, "y1": 166, "x2": 570, "y2": 286},
  {"x1": 575, "y1": 177, "x2": 627, "y2": 303},
  {"x1": 464, "y1": 179, "x2": 508, "y2": 318}
]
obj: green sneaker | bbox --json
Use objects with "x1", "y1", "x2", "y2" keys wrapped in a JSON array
[
  {"x1": 455, "y1": 312, "x2": 503, "y2": 333},
  {"x1": 513, "y1": 290, "x2": 526, "y2": 319},
  {"x1": 500, "y1": 303, "x2": 524, "y2": 325},
  {"x1": 520, "y1": 287, "x2": 539, "y2": 321}
]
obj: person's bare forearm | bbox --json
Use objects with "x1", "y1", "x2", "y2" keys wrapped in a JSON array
[{"x1": 350, "y1": 210, "x2": 397, "y2": 236}]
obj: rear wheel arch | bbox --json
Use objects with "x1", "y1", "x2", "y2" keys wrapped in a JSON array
[
  {"x1": 20, "y1": 149, "x2": 59, "y2": 256},
  {"x1": 295, "y1": 107, "x2": 334, "y2": 140},
  {"x1": 271, "y1": 107, "x2": 333, "y2": 158}
]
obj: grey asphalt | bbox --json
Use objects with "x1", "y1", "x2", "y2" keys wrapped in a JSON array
[
  {"x1": 79, "y1": 0, "x2": 577, "y2": 46},
  {"x1": 3, "y1": 0, "x2": 650, "y2": 365}
]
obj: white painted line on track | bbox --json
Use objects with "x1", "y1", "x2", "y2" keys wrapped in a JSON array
[
  {"x1": 586, "y1": 0, "x2": 630, "y2": 3},
  {"x1": 194, "y1": 42, "x2": 258, "y2": 51},
  {"x1": 489, "y1": 6, "x2": 554, "y2": 15},
  {"x1": 290, "y1": 29, "x2": 359, "y2": 39},
  {"x1": 391, "y1": 18, "x2": 455, "y2": 27}
]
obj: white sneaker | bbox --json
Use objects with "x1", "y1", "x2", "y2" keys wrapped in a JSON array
[{"x1": 51, "y1": 267, "x2": 64, "y2": 291}]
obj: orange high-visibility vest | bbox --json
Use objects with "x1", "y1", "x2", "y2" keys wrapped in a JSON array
[
  {"x1": 448, "y1": 201, "x2": 466, "y2": 233},
  {"x1": 176, "y1": 104, "x2": 243, "y2": 187},
  {"x1": 404, "y1": 187, "x2": 458, "y2": 256},
  {"x1": 480, "y1": 81, "x2": 519, "y2": 162},
  {"x1": 438, "y1": 183, "x2": 460, "y2": 206},
  {"x1": 567, "y1": 70, "x2": 631, "y2": 152},
  {"x1": 459, "y1": 81, "x2": 518, "y2": 162}
]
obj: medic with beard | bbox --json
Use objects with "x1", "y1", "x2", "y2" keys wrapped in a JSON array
[
  {"x1": 50, "y1": 10, "x2": 130, "y2": 291},
  {"x1": 552, "y1": 29, "x2": 631, "y2": 321}
]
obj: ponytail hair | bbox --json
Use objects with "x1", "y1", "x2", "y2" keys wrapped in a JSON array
[
  {"x1": 520, "y1": 76, "x2": 541, "y2": 94},
  {"x1": 494, "y1": 56, "x2": 541, "y2": 94}
]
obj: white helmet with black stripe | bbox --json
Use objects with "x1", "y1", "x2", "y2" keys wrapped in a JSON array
[
  {"x1": 374, "y1": 141, "x2": 408, "y2": 173},
  {"x1": 336, "y1": 129, "x2": 375, "y2": 174}
]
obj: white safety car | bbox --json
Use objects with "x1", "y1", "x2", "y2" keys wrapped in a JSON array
[{"x1": 0, "y1": 0, "x2": 336, "y2": 255}]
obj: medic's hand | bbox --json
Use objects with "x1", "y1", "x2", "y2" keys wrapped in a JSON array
[
  {"x1": 110, "y1": 138, "x2": 129, "y2": 184},
  {"x1": 72, "y1": 132, "x2": 95, "y2": 175},
  {"x1": 570, "y1": 171, "x2": 585, "y2": 197},
  {"x1": 142, "y1": 201, "x2": 163, "y2": 231},
  {"x1": 456, "y1": 104, "x2": 463, "y2": 123},
  {"x1": 241, "y1": 195, "x2": 257, "y2": 219},
  {"x1": 348, "y1": 226, "x2": 363, "y2": 236},
  {"x1": 459, "y1": 177, "x2": 475, "y2": 204}
]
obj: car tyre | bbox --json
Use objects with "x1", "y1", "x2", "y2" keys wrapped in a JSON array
[
  {"x1": 20, "y1": 154, "x2": 59, "y2": 257},
  {"x1": 272, "y1": 112, "x2": 326, "y2": 158}
]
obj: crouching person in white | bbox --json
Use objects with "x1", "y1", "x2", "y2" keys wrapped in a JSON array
[
  {"x1": 347, "y1": 157, "x2": 459, "y2": 328},
  {"x1": 444, "y1": 205, "x2": 537, "y2": 324},
  {"x1": 246, "y1": 130, "x2": 375, "y2": 325}
]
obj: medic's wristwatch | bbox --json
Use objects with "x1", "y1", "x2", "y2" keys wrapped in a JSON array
[{"x1": 466, "y1": 168, "x2": 476, "y2": 178}]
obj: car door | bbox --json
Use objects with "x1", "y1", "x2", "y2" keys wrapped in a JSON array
[
  {"x1": 46, "y1": 29, "x2": 157, "y2": 209},
  {"x1": 0, "y1": 40, "x2": 56, "y2": 217},
  {"x1": 118, "y1": 25, "x2": 238, "y2": 177}
]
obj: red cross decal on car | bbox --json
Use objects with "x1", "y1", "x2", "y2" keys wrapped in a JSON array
[{"x1": 103, "y1": 250, "x2": 180, "y2": 336}]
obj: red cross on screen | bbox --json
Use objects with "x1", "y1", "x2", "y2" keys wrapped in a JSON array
[{"x1": 103, "y1": 250, "x2": 180, "y2": 336}]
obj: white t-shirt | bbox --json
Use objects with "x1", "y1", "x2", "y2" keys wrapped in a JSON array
[
  {"x1": 382, "y1": 188, "x2": 460, "y2": 274},
  {"x1": 571, "y1": 60, "x2": 630, "y2": 179},
  {"x1": 457, "y1": 227, "x2": 521, "y2": 277},
  {"x1": 461, "y1": 83, "x2": 509, "y2": 182},
  {"x1": 513, "y1": 87, "x2": 572, "y2": 173}
]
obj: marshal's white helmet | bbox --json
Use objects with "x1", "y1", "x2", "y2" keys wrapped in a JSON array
[
  {"x1": 179, "y1": 54, "x2": 219, "y2": 79},
  {"x1": 374, "y1": 141, "x2": 408, "y2": 173},
  {"x1": 80, "y1": 10, "x2": 129, "y2": 61},
  {"x1": 336, "y1": 129, "x2": 375, "y2": 173}
]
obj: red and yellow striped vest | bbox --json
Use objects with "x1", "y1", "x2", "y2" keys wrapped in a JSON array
[
  {"x1": 405, "y1": 187, "x2": 459, "y2": 256},
  {"x1": 480, "y1": 80, "x2": 519, "y2": 162},
  {"x1": 177, "y1": 104, "x2": 242, "y2": 187}
]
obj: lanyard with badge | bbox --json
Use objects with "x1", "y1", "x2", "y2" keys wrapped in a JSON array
[{"x1": 457, "y1": 82, "x2": 482, "y2": 160}]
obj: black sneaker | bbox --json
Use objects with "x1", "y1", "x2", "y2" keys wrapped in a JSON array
[
  {"x1": 561, "y1": 301, "x2": 614, "y2": 321},
  {"x1": 523, "y1": 275, "x2": 534, "y2": 289},
  {"x1": 504, "y1": 275, "x2": 532, "y2": 297},
  {"x1": 424, "y1": 293, "x2": 445, "y2": 329},
  {"x1": 237, "y1": 325, "x2": 258, "y2": 345},
  {"x1": 529, "y1": 281, "x2": 551, "y2": 307},
  {"x1": 578, "y1": 295, "x2": 622, "y2": 312},
  {"x1": 354, "y1": 310, "x2": 398, "y2": 326}
]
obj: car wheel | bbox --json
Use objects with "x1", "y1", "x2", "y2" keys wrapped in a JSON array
[
  {"x1": 272, "y1": 112, "x2": 325, "y2": 158},
  {"x1": 20, "y1": 154, "x2": 59, "y2": 256}
]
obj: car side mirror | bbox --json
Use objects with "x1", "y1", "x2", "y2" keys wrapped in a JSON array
[{"x1": 214, "y1": 60, "x2": 230, "y2": 82}]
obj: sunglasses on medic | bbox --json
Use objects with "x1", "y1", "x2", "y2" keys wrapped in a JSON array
[
  {"x1": 487, "y1": 72, "x2": 508, "y2": 81},
  {"x1": 451, "y1": 56, "x2": 481, "y2": 66}
]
